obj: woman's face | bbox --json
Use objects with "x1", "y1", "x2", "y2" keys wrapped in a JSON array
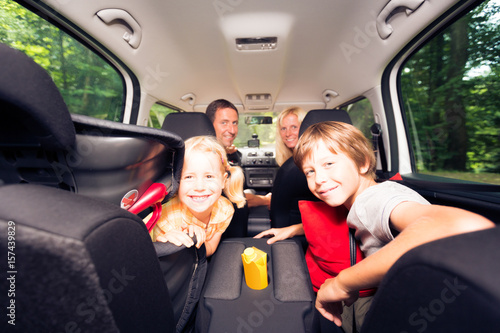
[{"x1": 279, "y1": 113, "x2": 301, "y2": 149}]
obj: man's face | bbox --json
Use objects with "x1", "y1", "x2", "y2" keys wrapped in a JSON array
[{"x1": 212, "y1": 107, "x2": 239, "y2": 148}]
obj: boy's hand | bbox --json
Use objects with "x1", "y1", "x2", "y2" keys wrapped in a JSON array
[
  {"x1": 315, "y1": 276, "x2": 359, "y2": 327},
  {"x1": 254, "y1": 224, "x2": 303, "y2": 244},
  {"x1": 156, "y1": 229, "x2": 195, "y2": 248}
]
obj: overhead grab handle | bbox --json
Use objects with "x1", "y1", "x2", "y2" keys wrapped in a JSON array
[
  {"x1": 376, "y1": 0, "x2": 425, "y2": 39},
  {"x1": 96, "y1": 9, "x2": 142, "y2": 49}
]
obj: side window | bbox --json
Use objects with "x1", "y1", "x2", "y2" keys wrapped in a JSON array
[
  {"x1": 0, "y1": 0, "x2": 124, "y2": 121},
  {"x1": 148, "y1": 103, "x2": 178, "y2": 129},
  {"x1": 344, "y1": 98, "x2": 376, "y2": 140},
  {"x1": 400, "y1": 0, "x2": 499, "y2": 185}
]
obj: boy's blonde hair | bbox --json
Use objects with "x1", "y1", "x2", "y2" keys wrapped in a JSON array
[
  {"x1": 293, "y1": 121, "x2": 376, "y2": 179},
  {"x1": 184, "y1": 136, "x2": 246, "y2": 208},
  {"x1": 275, "y1": 106, "x2": 307, "y2": 166}
]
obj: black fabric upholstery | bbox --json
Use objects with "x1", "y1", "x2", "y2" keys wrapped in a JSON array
[
  {"x1": 0, "y1": 43, "x2": 75, "y2": 150},
  {"x1": 298, "y1": 108, "x2": 352, "y2": 136},
  {"x1": 162, "y1": 112, "x2": 216, "y2": 140},
  {"x1": 203, "y1": 241, "x2": 246, "y2": 300},
  {"x1": 270, "y1": 109, "x2": 351, "y2": 231},
  {"x1": 361, "y1": 226, "x2": 500, "y2": 332},
  {"x1": 272, "y1": 241, "x2": 312, "y2": 302},
  {"x1": 270, "y1": 156, "x2": 318, "y2": 228},
  {"x1": 0, "y1": 184, "x2": 175, "y2": 333},
  {"x1": 196, "y1": 238, "x2": 314, "y2": 333}
]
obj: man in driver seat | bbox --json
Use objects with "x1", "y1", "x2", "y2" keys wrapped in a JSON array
[
  {"x1": 206, "y1": 99, "x2": 271, "y2": 208},
  {"x1": 205, "y1": 99, "x2": 242, "y2": 166}
]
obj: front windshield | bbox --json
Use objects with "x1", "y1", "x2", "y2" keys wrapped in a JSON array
[{"x1": 234, "y1": 112, "x2": 276, "y2": 148}]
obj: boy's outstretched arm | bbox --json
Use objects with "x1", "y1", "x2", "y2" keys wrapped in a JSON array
[{"x1": 316, "y1": 203, "x2": 495, "y2": 325}]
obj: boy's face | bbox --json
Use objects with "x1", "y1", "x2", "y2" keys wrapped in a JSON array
[
  {"x1": 178, "y1": 150, "x2": 227, "y2": 222},
  {"x1": 302, "y1": 140, "x2": 366, "y2": 209}
]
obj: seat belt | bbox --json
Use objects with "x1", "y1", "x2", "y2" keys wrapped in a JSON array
[{"x1": 370, "y1": 123, "x2": 387, "y2": 173}]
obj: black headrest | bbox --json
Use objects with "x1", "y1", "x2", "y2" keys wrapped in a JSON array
[
  {"x1": 299, "y1": 109, "x2": 352, "y2": 137},
  {"x1": 0, "y1": 43, "x2": 75, "y2": 150},
  {"x1": 162, "y1": 112, "x2": 216, "y2": 140}
]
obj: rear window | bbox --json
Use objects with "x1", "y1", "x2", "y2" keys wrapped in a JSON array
[{"x1": 0, "y1": 0, "x2": 124, "y2": 121}]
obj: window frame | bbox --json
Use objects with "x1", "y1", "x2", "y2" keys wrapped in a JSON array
[{"x1": 380, "y1": 0, "x2": 500, "y2": 219}]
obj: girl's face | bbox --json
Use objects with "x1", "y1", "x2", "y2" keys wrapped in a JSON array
[
  {"x1": 279, "y1": 113, "x2": 301, "y2": 149},
  {"x1": 178, "y1": 150, "x2": 227, "y2": 223},
  {"x1": 302, "y1": 140, "x2": 367, "y2": 209}
]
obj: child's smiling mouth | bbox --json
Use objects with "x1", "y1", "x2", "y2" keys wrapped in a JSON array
[
  {"x1": 190, "y1": 195, "x2": 211, "y2": 202},
  {"x1": 318, "y1": 185, "x2": 338, "y2": 197}
]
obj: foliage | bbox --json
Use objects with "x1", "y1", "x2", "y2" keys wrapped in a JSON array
[
  {"x1": 0, "y1": 0, "x2": 123, "y2": 121},
  {"x1": 401, "y1": 0, "x2": 499, "y2": 178}
]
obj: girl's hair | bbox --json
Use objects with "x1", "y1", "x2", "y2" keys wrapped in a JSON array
[
  {"x1": 184, "y1": 136, "x2": 246, "y2": 208},
  {"x1": 293, "y1": 121, "x2": 376, "y2": 179},
  {"x1": 275, "y1": 106, "x2": 307, "y2": 166}
]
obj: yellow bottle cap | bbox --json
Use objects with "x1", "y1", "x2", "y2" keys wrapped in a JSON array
[{"x1": 243, "y1": 247, "x2": 256, "y2": 261}]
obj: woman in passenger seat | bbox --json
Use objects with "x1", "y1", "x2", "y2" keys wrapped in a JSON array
[
  {"x1": 145, "y1": 136, "x2": 246, "y2": 256},
  {"x1": 275, "y1": 106, "x2": 306, "y2": 166},
  {"x1": 245, "y1": 106, "x2": 307, "y2": 210}
]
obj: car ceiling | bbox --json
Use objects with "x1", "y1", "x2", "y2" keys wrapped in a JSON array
[{"x1": 39, "y1": 0, "x2": 460, "y2": 113}]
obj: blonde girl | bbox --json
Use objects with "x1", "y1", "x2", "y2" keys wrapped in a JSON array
[{"x1": 147, "y1": 135, "x2": 245, "y2": 256}]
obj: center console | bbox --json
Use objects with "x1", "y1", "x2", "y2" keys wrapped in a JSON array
[{"x1": 195, "y1": 238, "x2": 314, "y2": 332}]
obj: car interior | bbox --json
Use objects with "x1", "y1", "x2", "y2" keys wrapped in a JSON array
[{"x1": 1, "y1": 0, "x2": 499, "y2": 332}]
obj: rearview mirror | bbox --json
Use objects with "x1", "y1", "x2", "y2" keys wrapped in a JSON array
[{"x1": 244, "y1": 116, "x2": 273, "y2": 125}]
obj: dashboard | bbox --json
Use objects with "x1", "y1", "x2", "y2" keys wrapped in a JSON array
[{"x1": 239, "y1": 147, "x2": 278, "y2": 189}]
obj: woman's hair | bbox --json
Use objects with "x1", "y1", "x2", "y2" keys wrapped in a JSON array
[
  {"x1": 275, "y1": 106, "x2": 307, "y2": 166},
  {"x1": 293, "y1": 121, "x2": 376, "y2": 179},
  {"x1": 184, "y1": 136, "x2": 246, "y2": 208}
]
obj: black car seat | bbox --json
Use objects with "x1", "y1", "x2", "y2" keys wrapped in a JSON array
[
  {"x1": 0, "y1": 43, "x2": 203, "y2": 332},
  {"x1": 269, "y1": 109, "x2": 352, "y2": 246},
  {"x1": 0, "y1": 183, "x2": 204, "y2": 333},
  {"x1": 361, "y1": 225, "x2": 500, "y2": 332},
  {"x1": 162, "y1": 111, "x2": 216, "y2": 140},
  {"x1": 162, "y1": 112, "x2": 250, "y2": 239}
]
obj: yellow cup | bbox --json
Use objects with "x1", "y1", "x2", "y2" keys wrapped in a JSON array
[{"x1": 241, "y1": 247, "x2": 268, "y2": 290}]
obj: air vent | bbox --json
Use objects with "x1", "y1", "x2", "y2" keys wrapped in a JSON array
[
  {"x1": 236, "y1": 37, "x2": 277, "y2": 51},
  {"x1": 245, "y1": 94, "x2": 273, "y2": 110}
]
